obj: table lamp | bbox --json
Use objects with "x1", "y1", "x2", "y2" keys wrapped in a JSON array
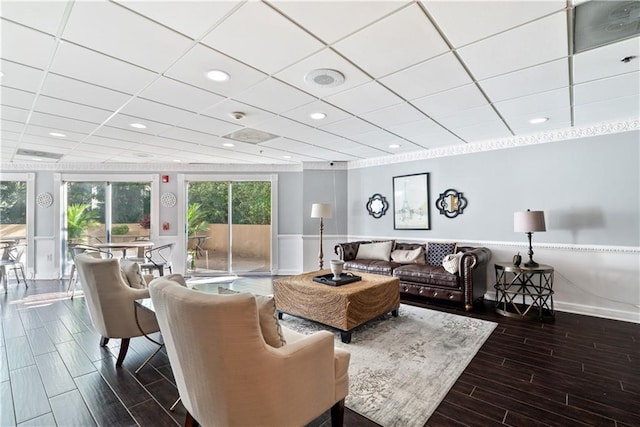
[
  {"x1": 311, "y1": 203, "x2": 332, "y2": 270},
  {"x1": 514, "y1": 209, "x2": 546, "y2": 268}
]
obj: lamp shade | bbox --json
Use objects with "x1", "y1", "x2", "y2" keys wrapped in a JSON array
[
  {"x1": 310, "y1": 203, "x2": 332, "y2": 219},
  {"x1": 514, "y1": 210, "x2": 546, "y2": 233}
]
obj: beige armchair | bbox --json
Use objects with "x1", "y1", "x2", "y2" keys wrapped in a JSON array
[
  {"x1": 149, "y1": 278, "x2": 350, "y2": 427},
  {"x1": 74, "y1": 253, "x2": 159, "y2": 367}
]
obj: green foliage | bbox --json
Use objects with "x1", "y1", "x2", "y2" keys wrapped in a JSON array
[
  {"x1": 188, "y1": 181, "x2": 271, "y2": 225},
  {"x1": 112, "y1": 224, "x2": 129, "y2": 235},
  {"x1": 187, "y1": 203, "x2": 209, "y2": 236},
  {"x1": 0, "y1": 181, "x2": 27, "y2": 224},
  {"x1": 67, "y1": 204, "x2": 99, "y2": 241}
]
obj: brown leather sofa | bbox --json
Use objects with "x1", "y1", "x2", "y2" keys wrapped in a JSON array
[{"x1": 334, "y1": 241, "x2": 491, "y2": 311}]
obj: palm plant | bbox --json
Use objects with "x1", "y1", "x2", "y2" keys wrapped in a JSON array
[
  {"x1": 187, "y1": 203, "x2": 209, "y2": 236},
  {"x1": 67, "y1": 204, "x2": 99, "y2": 242}
]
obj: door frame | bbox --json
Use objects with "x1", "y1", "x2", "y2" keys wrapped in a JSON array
[{"x1": 177, "y1": 174, "x2": 278, "y2": 276}]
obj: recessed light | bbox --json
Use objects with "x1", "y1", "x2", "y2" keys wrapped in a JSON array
[
  {"x1": 0, "y1": 71, "x2": 4, "y2": 78},
  {"x1": 309, "y1": 112, "x2": 326, "y2": 120},
  {"x1": 529, "y1": 117, "x2": 549, "y2": 124},
  {"x1": 389, "y1": 144, "x2": 401, "y2": 149},
  {"x1": 283, "y1": 155, "x2": 292, "y2": 159},
  {"x1": 49, "y1": 132, "x2": 66, "y2": 137},
  {"x1": 173, "y1": 159, "x2": 182, "y2": 163},
  {"x1": 223, "y1": 142, "x2": 235, "y2": 147},
  {"x1": 130, "y1": 123, "x2": 147, "y2": 129},
  {"x1": 206, "y1": 69, "x2": 230, "y2": 82}
]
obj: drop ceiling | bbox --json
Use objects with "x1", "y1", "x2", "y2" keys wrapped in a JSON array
[{"x1": 1, "y1": 0, "x2": 638, "y2": 165}]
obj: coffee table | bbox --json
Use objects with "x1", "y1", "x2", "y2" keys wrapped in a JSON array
[{"x1": 273, "y1": 270, "x2": 400, "y2": 343}]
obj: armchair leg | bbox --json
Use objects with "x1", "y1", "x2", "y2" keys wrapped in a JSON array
[
  {"x1": 185, "y1": 411, "x2": 199, "y2": 427},
  {"x1": 100, "y1": 337, "x2": 109, "y2": 347},
  {"x1": 116, "y1": 338, "x2": 130, "y2": 367},
  {"x1": 331, "y1": 399, "x2": 345, "y2": 427}
]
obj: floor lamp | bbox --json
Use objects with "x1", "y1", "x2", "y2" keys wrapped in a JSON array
[
  {"x1": 311, "y1": 203, "x2": 332, "y2": 270},
  {"x1": 514, "y1": 209, "x2": 546, "y2": 268}
]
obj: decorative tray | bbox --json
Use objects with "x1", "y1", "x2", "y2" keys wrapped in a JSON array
[{"x1": 313, "y1": 273, "x2": 362, "y2": 286}]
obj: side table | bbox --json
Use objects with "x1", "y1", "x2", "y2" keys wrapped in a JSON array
[{"x1": 494, "y1": 262, "x2": 554, "y2": 321}]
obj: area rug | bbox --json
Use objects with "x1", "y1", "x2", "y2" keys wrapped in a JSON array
[{"x1": 279, "y1": 304, "x2": 497, "y2": 427}]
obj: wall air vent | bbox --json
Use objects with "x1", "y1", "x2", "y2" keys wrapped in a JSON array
[
  {"x1": 223, "y1": 128, "x2": 279, "y2": 144},
  {"x1": 16, "y1": 148, "x2": 64, "y2": 160},
  {"x1": 574, "y1": 1, "x2": 640, "y2": 53}
]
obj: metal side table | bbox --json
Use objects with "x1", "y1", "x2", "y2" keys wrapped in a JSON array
[{"x1": 494, "y1": 262, "x2": 554, "y2": 321}]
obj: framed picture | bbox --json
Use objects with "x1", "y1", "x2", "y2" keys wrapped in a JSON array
[{"x1": 393, "y1": 173, "x2": 430, "y2": 230}]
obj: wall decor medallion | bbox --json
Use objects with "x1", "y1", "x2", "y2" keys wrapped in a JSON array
[
  {"x1": 435, "y1": 189, "x2": 468, "y2": 218},
  {"x1": 160, "y1": 192, "x2": 177, "y2": 208},
  {"x1": 36, "y1": 192, "x2": 53, "y2": 208},
  {"x1": 393, "y1": 173, "x2": 430, "y2": 230},
  {"x1": 366, "y1": 193, "x2": 389, "y2": 218}
]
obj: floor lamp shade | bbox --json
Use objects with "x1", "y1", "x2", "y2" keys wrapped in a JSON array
[
  {"x1": 311, "y1": 203, "x2": 332, "y2": 219},
  {"x1": 514, "y1": 210, "x2": 546, "y2": 267}
]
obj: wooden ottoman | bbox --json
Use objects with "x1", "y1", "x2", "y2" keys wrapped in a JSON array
[{"x1": 273, "y1": 270, "x2": 400, "y2": 343}]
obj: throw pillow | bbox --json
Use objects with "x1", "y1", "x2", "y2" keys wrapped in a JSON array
[
  {"x1": 391, "y1": 247, "x2": 425, "y2": 264},
  {"x1": 427, "y1": 242, "x2": 458, "y2": 266},
  {"x1": 255, "y1": 295, "x2": 286, "y2": 348},
  {"x1": 355, "y1": 241, "x2": 393, "y2": 261},
  {"x1": 120, "y1": 259, "x2": 147, "y2": 289},
  {"x1": 442, "y1": 252, "x2": 464, "y2": 274}
]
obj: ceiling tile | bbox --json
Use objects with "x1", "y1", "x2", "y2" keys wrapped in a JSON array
[
  {"x1": 201, "y1": 99, "x2": 276, "y2": 127},
  {"x1": 281, "y1": 100, "x2": 351, "y2": 127},
  {"x1": 118, "y1": 98, "x2": 197, "y2": 127},
  {"x1": 436, "y1": 104, "x2": 505, "y2": 129},
  {"x1": 269, "y1": 1, "x2": 409, "y2": 44},
  {"x1": 114, "y1": 0, "x2": 241, "y2": 39},
  {"x1": 573, "y1": 37, "x2": 640, "y2": 84},
  {"x1": 387, "y1": 118, "x2": 463, "y2": 148},
  {"x1": 260, "y1": 137, "x2": 345, "y2": 161},
  {"x1": 1, "y1": 20, "x2": 56, "y2": 70},
  {"x1": 50, "y1": 42, "x2": 158, "y2": 94},
  {"x1": 233, "y1": 78, "x2": 316, "y2": 114},
  {"x1": 274, "y1": 48, "x2": 371, "y2": 98},
  {"x1": 201, "y1": 1, "x2": 324, "y2": 74},
  {"x1": 574, "y1": 94, "x2": 640, "y2": 126},
  {"x1": 159, "y1": 126, "x2": 226, "y2": 145},
  {"x1": 324, "y1": 81, "x2": 403, "y2": 115},
  {"x1": 139, "y1": 77, "x2": 225, "y2": 113},
  {"x1": 0, "y1": 60, "x2": 46, "y2": 92},
  {"x1": 494, "y1": 87, "x2": 570, "y2": 120},
  {"x1": 360, "y1": 102, "x2": 427, "y2": 128},
  {"x1": 1, "y1": 105, "x2": 29, "y2": 122},
  {"x1": 23, "y1": 123, "x2": 87, "y2": 142},
  {"x1": 62, "y1": 1, "x2": 193, "y2": 72},
  {"x1": 34, "y1": 96, "x2": 113, "y2": 124},
  {"x1": 0, "y1": 1, "x2": 69, "y2": 35},
  {"x1": 423, "y1": 0, "x2": 566, "y2": 47},
  {"x1": 103, "y1": 113, "x2": 173, "y2": 136},
  {"x1": 1, "y1": 87, "x2": 36, "y2": 110},
  {"x1": 40, "y1": 73, "x2": 132, "y2": 111},
  {"x1": 1, "y1": 120, "x2": 25, "y2": 133},
  {"x1": 27, "y1": 111, "x2": 97, "y2": 134},
  {"x1": 506, "y1": 107, "x2": 571, "y2": 134},
  {"x1": 412, "y1": 84, "x2": 488, "y2": 119},
  {"x1": 457, "y1": 12, "x2": 568, "y2": 80},
  {"x1": 380, "y1": 53, "x2": 472, "y2": 100},
  {"x1": 164, "y1": 43, "x2": 268, "y2": 98},
  {"x1": 20, "y1": 133, "x2": 78, "y2": 148},
  {"x1": 333, "y1": 4, "x2": 448, "y2": 78},
  {"x1": 452, "y1": 120, "x2": 512, "y2": 142},
  {"x1": 478, "y1": 58, "x2": 569, "y2": 102},
  {"x1": 94, "y1": 125, "x2": 158, "y2": 144},
  {"x1": 176, "y1": 114, "x2": 243, "y2": 138},
  {"x1": 574, "y1": 71, "x2": 640, "y2": 105},
  {"x1": 319, "y1": 117, "x2": 379, "y2": 137}
]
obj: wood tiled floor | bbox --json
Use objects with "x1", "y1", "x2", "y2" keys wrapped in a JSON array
[{"x1": 1, "y1": 279, "x2": 638, "y2": 426}]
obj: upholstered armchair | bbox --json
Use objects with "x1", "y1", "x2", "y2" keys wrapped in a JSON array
[
  {"x1": 149, "y1": 278, "x2": 350, "y2": 427},
  {"x1": 74, "y1": 253, "x2": 160, "y2": 367}
]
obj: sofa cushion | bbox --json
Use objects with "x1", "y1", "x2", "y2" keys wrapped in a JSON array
[
  {"x1": 391, "y1": 247, "x2": 425, "y2": 264},
  {"x1": 344, "y1": 259, "x2": 399, "y2": 275},
  {"x1": 356, "y1": 241, "x2": 393, "y2": 261},
  {"x1": 393, "y1": 264, "x2": 459, "y2": 288},
  {"x1": 120, "y1": 259, "x2": 147, "y2": 289},
  {"x1": 442, "y1": 252, "x2": 464, "y2": 274},
  {"x1": 427, "y1": 242, "x2": 457, "y2": 266},
  {"x1": 255, "y1": 295, "x2": 287, "y2": 348}
]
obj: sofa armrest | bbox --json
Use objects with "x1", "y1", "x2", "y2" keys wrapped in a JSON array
[
  {"x1": 334, "y1": 241, "x2": 369, "y2": 261},
  {"x1": 457, "y1": 246, "x2": 492, "y2": 310}
]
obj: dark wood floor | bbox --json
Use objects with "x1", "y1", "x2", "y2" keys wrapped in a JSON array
[{"x1": 1, "y1": 279, "x2": 638, "y2": 427}]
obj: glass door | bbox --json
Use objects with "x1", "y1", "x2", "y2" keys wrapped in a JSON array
[{"x1": 186, "y1": 179, "x2": 271, "y2": 275}]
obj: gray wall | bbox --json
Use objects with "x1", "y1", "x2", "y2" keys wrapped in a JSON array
[
  {"x1": 302, "y1": 168, "x2": 348, "y2": 236},
  {"x1": 348, "y1": 131, "x2": 640, "y2": 246}
]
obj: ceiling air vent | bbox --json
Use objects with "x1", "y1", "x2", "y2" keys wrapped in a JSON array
[
  {"x1": 16, "y1": 148, "x2": 64, "y2": 160},
  {"x1": 574, "y1": 1, "x2": 640, "y2": 53},
  {"x1": 223, "y1": 128, "x2": 279, "y2": 144}
]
